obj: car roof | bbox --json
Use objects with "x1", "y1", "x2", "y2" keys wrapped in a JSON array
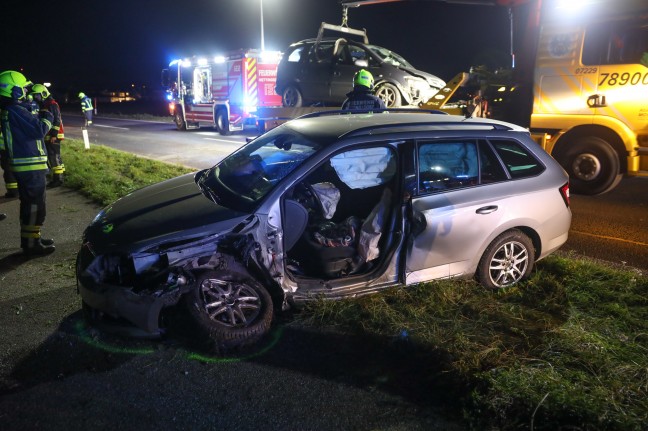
[{"x1": 283, "y1": 111, "x2": 529, "y2": 143}]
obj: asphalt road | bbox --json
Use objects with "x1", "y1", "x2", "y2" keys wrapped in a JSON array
[{"x1": 63, "y1": 114, "x2": 648, "y2": 272}]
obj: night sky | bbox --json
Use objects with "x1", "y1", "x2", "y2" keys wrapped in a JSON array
[{"x1": 1, "y1": 0, "x2": 510, "y2": 95}]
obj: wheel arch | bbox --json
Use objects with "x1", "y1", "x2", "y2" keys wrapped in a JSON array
[
  {"x1": 374, "y1": 79, "x2": 409, "y2": 105},
  {"x1": 551, "y1": 125, "x2": 626, "y2": 174}
]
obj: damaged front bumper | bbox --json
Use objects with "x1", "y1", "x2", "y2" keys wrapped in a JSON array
[{"x1": 76, "y1": 244, "x2": 189, "y2": 338}]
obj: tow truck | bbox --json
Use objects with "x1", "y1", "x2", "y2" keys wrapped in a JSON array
[{"x1": 343, "y1": 0, "x2": 648, "y2": 195}]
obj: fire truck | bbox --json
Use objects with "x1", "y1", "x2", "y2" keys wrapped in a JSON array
[
  {"x1": 162, "y1": 49, "x2": 283, "y2": 135},
  {"x1": 344, "y1": 0, "x2": 648, "y2": 195}
]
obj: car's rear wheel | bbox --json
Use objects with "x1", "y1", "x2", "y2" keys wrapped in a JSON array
[
  {"x1": 183, "y1": 270, "x2": 273, "y2": 351},
  {"x1": 476, "y1": 229, "x2": 535, "y2": 289},
  {"x1": 375, "y1": 83, "x2": 401, "y2": 108},
  {"x1": 282, "y1": 85, "x2": 303, "y2": 107}
]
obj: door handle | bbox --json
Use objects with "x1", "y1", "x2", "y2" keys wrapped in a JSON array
[
  {"x1": 476, "y1": 205, "x2": 498, "y2": 214},
  {"x1": 587, "y1": 94, "x2": 607, "y2": 108},
  {"x1": 333, "y1": 71, "x2": 341, "y2": 77}
]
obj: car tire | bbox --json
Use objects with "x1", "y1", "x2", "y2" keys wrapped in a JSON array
[
  {"x1": 282, "y1": 85, "x2": 303, "y2": 107},
  {"x1": 216, "y1": 109, "x2": 231, "y2": 135},
  {"x1": 174, "y1": 107, "x2": 186, "y2": 131},
  {"x1": 558, "y1": 136, "x2": 621, "y2": 195},
  {"x1": 476, "y1": 229, "x2": 535, "y2": 289},
  {"x1": 375, "y1": 83, "x2": 402, "y2": 108},
  {"x1": 183, "y1": 269, "x2": 273, "y2": 351}
]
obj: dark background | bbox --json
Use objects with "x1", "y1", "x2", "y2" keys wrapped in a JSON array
[{"x1": 1, "y1": 0, "x2": 511, "y2": 97}]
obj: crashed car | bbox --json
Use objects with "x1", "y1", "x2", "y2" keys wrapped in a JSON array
[
  {"x1": 275, "y1": 37, "x2": 446, "y2": 108},
  {"x1": 76, "y1": 110, "x2": 572, "y2": 350}
]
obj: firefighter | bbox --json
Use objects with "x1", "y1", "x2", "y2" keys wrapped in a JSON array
[
  {"x1": 78, "y1": 92, "x2": 93, "y2": 126},
  {"x1": 0, "y1": 70, "x2": 56, "y2": 255},
  {"x1": 31, "y1": 84, "x2": 65, "y2": 187},
  {"x1": 341, "y1": 69, "x2": 386, "y2": 111}
]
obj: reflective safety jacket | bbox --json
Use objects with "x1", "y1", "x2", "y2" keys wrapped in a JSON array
[
  {"x1": 43, "y1": 97, "x2": 64, "y2": 140},
  {"x1": 80, "y1": 95, "x2": 93, "y2": 112},
  {"x1": 0, "y1": 102, "x2": 52, "y2": 172},
  {"x1": 341, "y1": 87, "x2": 386, "y2": 111}
]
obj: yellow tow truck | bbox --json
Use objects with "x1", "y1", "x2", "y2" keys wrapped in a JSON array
[{"x1": 344, "y1": 0, "x2": 648, "y2": 195}]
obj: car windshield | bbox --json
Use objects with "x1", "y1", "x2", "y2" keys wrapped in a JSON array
[
  {"x1": 197, "y1": 127, "x2": 322, "y2": 212},
  {"x1": 367, "y1": 44, "x2": 414, "y2": 68}
]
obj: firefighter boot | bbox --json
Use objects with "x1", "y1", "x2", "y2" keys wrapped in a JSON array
[{"x1": 21, "y1": 237, "x2": 56, "y2": 256}]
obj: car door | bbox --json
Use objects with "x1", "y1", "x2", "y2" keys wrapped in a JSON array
[
  {"x1": 329, "y1": 43, "x2": 381, "y2": 102},
  {"x1": 301, "y1": 41, "x2": 337, "y2": 102},
  {"x1": 404, "y1": 139, "x2": 511, "y2": 284}
]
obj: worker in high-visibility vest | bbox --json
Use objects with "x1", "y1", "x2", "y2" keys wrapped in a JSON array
[
  {"x1": 79, "y1": 92, "x2": 93, "y2": 126},
  {"x1": 0, "y1": 70, "x2": 55, "y2": 255},
  {"x1": 31, "y1": 84, "x2": 65, "y2": 188}
]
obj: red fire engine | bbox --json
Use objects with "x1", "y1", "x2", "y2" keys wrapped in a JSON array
[{"x1": 163, "y1": 49, "x2": 283, "y2": 135}]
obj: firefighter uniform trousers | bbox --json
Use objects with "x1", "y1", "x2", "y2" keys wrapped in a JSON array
[
  {"x1": 14, "y1": 170, "x2": 47, "y2": 248},
  {"x1": 46, "y1": 137, "x2": 64, "y2": 182}
]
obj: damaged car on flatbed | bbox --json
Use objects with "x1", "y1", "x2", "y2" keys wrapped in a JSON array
[{"x1": 76, "y1": 110, "x2": 572, "y2": 351}]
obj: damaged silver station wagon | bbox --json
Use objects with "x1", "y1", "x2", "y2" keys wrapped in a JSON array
[{"x1": 76, "y1": 110, "x2": 572, "y2": 350}]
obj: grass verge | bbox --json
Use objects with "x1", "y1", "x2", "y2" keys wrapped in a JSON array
[
  {"x1": 61, "y1": 138, "x2": 647, "y2": 430},
  {"x1": 62, "y1": 139, "x2": 192, "y2": 206}
]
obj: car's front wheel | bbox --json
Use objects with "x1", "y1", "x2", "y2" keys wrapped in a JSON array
[
  {"x1": 282, "y1": 85, "x2": 303, "y2": 107},
  {"x1": 183, "y1": 270, "x2": 273, "y2": 351},
  {"x1": 476, "y1": 229, "x2": 535, "y2": 289},
  {"x1": 375, "y1": 83, "x2": 402, "y2": 108}
]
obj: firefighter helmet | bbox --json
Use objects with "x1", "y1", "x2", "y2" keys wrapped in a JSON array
[
  {"x1": 353, "y1": 69, "x2": 374, "y2": 90},
  {"x1": 78, "y1": 92, "x2": 86, "y2": 99},
  {"x1": 31, "y1": 83, "x2": 50, "y2": 99},
  {"x1": 0, "y1": 70, "x2": 30, "y2": 100}
]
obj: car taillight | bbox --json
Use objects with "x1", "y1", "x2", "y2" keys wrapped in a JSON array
[{"x1": 559, "y1": 182, "x2": 570, "y2": 208}]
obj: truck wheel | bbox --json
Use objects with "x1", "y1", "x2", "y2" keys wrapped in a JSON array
[
  {"x1": 282, "y1": 85, "x2": 303, "y2": 107},
  {"x1": 559, "y1": 136, "x2": 622, "y2": 195},
  {"x1": 174, "y1": 108, "x2": 186, "y2": 131},
  {"x1": 375, "y1": 83, "x2": 401, "y2": 108},
  {"x1": 216, "y1": 109, "x2": 231, "y2": 135},
  {"x1": 183, "y1": 269, "x2": 273, "y2": 352}
]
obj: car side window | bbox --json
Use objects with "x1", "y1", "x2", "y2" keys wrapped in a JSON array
[
  {"x1": 479, "y1": 140, "x2": 509, "y2": 184},
  {"x1": 309, "y1": 42, "x2": 335, "y2": 63},
  {"x1": 287, "y1": 46, "x2": 305, "y2": 63},
  {"x1": 489, "y1": 139, "x2": 545, "y2": 179},
  {"x1": 417, "y1": 140, "x2": 479, "y2": 193}
]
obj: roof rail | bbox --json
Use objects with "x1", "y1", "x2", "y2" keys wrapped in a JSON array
[
  {"x1": 295, "y1": 108, "x2": 448, "y2": 120},
  {"x1": 343, "y1": 120, "x2": 515, "y2": 138}
]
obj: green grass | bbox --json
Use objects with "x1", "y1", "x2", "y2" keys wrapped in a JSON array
[
  {"x1": 60, "y1": 137, "x2": 647, "y2": 430},
  {"x1": 300, "y1": 257, "x2": 647, "y2": 430},
  {"x1": 62, "y1": 139, "x2": 192, "y2": 206}
]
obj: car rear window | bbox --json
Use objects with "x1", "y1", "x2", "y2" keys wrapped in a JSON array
[{"x1": 489, "y1": 139, "x2": 545, "y2": 179}]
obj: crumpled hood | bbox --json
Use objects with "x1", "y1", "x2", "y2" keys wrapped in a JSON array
[
  {"x1": 84, "y1": 173, "x2": 247, "y2": 253},
  {"x1": 398, "y1": 65, "x2": 445, "y2": 89}
]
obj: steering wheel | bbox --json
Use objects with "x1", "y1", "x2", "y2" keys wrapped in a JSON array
[{"x1": 294, "y1": 182, "x2": 325, "y2": 216}]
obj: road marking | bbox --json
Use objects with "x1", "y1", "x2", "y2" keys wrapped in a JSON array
[
  {"x1": 94, "y1": 124, "x2": 130, "y2": 130},
  {"x1": 203, "y1": 137, "x2": 243, "y2": 143},
  {"x1": 571, "y1": 230, "x2": 648, "y2": 246}
]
